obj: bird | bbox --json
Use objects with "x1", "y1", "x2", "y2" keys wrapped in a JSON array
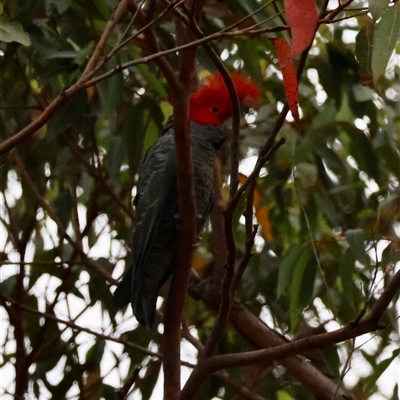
[{"x1": 113, "y1": 71, "x2": 260, "y2": 328}]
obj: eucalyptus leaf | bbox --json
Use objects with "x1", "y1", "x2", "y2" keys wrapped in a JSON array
[
  {"x1": 48, "y1": 91, "x2": 88, "y2": 135},
  {"x1": 345, "y1": 229, "x2": 368, "y2": 265},
  {"x1": 368, "y1": 0, "x2": 390, "y2": 21},
  {"x1": 371, "y1": 3, "x2": 400, "y2": 80},
  {"x1": 107, "y1": 136, "x2": 126, "y2": 190},
  {"x1": 339, "y1": 248, "x2": 356, "y2": 308},
  {"x1": 288, "y1": 245, "x2": 316, "y2": 331},
  {"x1": 355, "y1": 20, "x2": 374, "y2": 85},
  {"x1": 0, "y1": 15, "x2": 31, "y2": 46},
  {"x1": 277, "y1": 244, "x2": 303, "y2": 299}
]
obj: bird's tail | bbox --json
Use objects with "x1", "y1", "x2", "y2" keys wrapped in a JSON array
[
  {"x1": 113, "y1": 264, "x2": 158, "y2": 329},
  {"x1": 112, "y1": 266, "x2": 133, "y2": 308}
]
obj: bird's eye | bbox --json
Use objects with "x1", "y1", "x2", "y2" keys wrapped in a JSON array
[{"x1": 210, "y1": 106, "x2": 219, "y2": 114}]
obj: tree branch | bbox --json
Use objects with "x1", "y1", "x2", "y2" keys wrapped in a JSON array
[
  {"x1": 184, "y1": 269, "x2": 400, "y2": 398},
  {"x1": 11, "y1": 153, "x2": 117, "y2": 285}
]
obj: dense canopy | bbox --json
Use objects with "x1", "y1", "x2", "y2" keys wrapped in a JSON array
[{"x1": 0, "y1": 0, "x2": 399, "y2": 399}]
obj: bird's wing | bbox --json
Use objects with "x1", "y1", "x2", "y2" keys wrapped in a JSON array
[
  {"x1": 133, "y1": 135, "x2": 180, "y2": 327},
  {"x1": 132, "y1": 134, "x2": 177, "y2": 269},
  {"x1": 112, "y1": 134, "x2": 177, "y2": 315}
]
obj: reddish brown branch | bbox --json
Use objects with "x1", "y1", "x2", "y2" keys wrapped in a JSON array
[
  {"x1": 227, "y1": 301, "x2": 350, "y2": 400},
  {"x1": 187, "y1": 275, "x2": 398, "y2": 400},
  {"x1": 163, "y1": 88, "x2": 194, "y2": 399},
  {"x1": 209, "y1": 286, "x2": 398, "y2": 371},
  {"x1": 183, "y1": 269, "x2": 400, "y2": 399}
]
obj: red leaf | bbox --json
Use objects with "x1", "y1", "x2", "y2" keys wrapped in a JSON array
[
  {"x1": 284, "y1": 0, "x2": 318, "y2": 57},
  {"x1": 271, "y1": 38, "x2": 299, "y2": 121}
]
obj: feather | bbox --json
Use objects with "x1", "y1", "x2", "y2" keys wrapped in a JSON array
[{"x1": 113, "y1": 72, "x2": 261, "y2": 328}]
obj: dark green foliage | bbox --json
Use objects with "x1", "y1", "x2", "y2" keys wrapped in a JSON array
[{"x1": 0, "y1": 1, "x2": 399, "y2": 399}]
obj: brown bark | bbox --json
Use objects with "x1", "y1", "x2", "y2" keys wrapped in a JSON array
[
  {"x1": 188, "y1": 278, "x2": 352, "y2": 400},
  {"x1": 228, "y1": 301, "x2": 351, "y2": 400}
]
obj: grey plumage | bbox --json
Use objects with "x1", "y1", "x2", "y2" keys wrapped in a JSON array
[{"x1": 113, "y1": 120, "x2": 229, "y2": 328}]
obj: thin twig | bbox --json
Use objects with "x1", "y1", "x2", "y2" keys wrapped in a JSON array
[
  {"x1": 0, "y1": 291, "x2": 164, "y2": 359},
  {"x1": 12, "y1": 153, "x2": 117, "y2": 284},
  {"x1": 218, "y1": 269, "x2": 400, "y2": 371},
  {"x1": 82, "y1": 0, "x2": 129, "y2": 77}
]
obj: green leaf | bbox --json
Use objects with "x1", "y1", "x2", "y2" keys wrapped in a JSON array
[
  {"x1": 122, "y1": 103, "x2": 147, "y2": 177},
  {"x1": 352, "y1": 84, "x2": 375, "y2": 102},
  {"x1": 368, "y1": 0, "x2": 390, "y2": 21},
  {"x1": 344, "y1": 123, "x2": 380, "y2": 183},
  {"x1": 92, "y1": 0, "x2": 111, "y2": 19},
  {"x1": 45, "y1": 0, "x2": 73, "y2": 14},
  {"x1": 277, "y1": 390, "x2": 294, "y2": 400},
  {"x1": 374, "y1": 130, "x2": 400, "y2": 181},
  {"x1": 48, "y1": 91, "x2": 88, "y2": 135},
  {"x1": 277, "y1": 244, "x2": 303, "y2": 299},
  {"x1": 380, "y1": 242, "x2": 400, "y2": 268},
  {"x1": 316, "y1": 146, "x2": 346, "y2": 178},
  {"x1": 85, "y1": 340, "x2": 105, "y2": 367},
  {"x1": 53, "y1": 189, "x2": 73, "y2": 228},
  {"x1": 28, "y1": 250, "x2": 56, "y2": 289},
  {"x1": 312, "y1": 102, "x2": 337, "y2": 128},
  {"x1": 140, "y1": 360, "x2": 162, "y2": 400},
  {"x1": 107, "y1": 136, "x2": 125, "y2": 189},
  {"x1": 355, "y1": 18, "x2": 375, "y2": 86},
  {"x1": 289, "y1": 245, "x2": 316, "y2": 331},
  {"x1": 339, "y1": 248, "x2": 356, "y2": 308},
  {"x1": 136, "y1": 64, "x2": 168, "y2": 98},
  {"x1": 313, "y1": 192, "x2": 340, "y2": 227},
  {"x1": 97, "y1": 58, "x2": 124, "y2": 117},
  {"x1": 88, "y1": 259, "x2": 113, "y2": 304},
  {"x1": 0, "y1": 275, "x2": 17, "y2": 297},
  {"x1": 0, "y1": 15, "x2": 31, "y2": 46},
  {"x1": 345, "y1": 229, "x2": 368, "y2": 265},
  {"x1": 366, "y1": 349, "x2": 400, "y2": 391},
  {"x1": 52, "y1": 366, "x2": 77, "y2": 399},
  {"x1": 371, "y1": 3, "x2": 400, "y2": 80},
  {"x1": 294, "y1": 162, "x2": 318, "y2": 188}
]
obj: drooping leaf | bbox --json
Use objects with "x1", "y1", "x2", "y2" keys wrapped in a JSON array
[
  {"x1": 0, "y1": 15, "x2": 31, "y2": 46},
  {"x1": 239, "y1": 173, "x2": 273, "y2": 241},
  {"x1": 284, "y1": 0, "x2": 318, "y2": 57},
  {"x1": 355, "y1": 18, "x2": 375, "y2": 85},
  {"x1": 277, "y1": 243, "x2": 304, "y2": 299},
  {"x1": 365, "y1": 348, "x2": 400, "y2": 391},
  {"x1": 374, "y1": 129, "x2": 400, "y2": 181},
  {"x1": 107, "y1": 136, "x2": 126, "y2": 190},
  {"x1": 53, "y1": 189, "x2": 73, "y2": 228},
  {"x1": 345, "y1": 229, "x2": 368, "y2": 265},
  {"x1": 344, "y1": 122, "x2": 381, "y2": 183},
  {"x1": 191, "y1": 248, "x2": 209, "y2": 276},
  {"x1": 122, "y1": 99, "x2": 164, "y2": 178},
  {"x1": 136, "y1": 64, "x2": 168, "y2": 99},
  {"x1": 96, "y1": 57, "x2": 124, "y2": 118},
  {"x1": 294, "y1": 162, "x2": 318, "y2": 188},
  {"x1": 47, "y1": 91, "x2": 88, "y2": 135},
  {"x1": 85, "y1": 340, "x2": 106, "y2": 368},
  {"x1": 271, "y1": 38, "x2": 299, "y2": 121},
  {"x1": 45, "y1": 0, "x2": 72, "y2": 15},
  {"x1": 313, "y1": 192, "x2": 341, "y2": 227},
  {"x1": 0, "y1": 275, "x2": 17, "y2": 297},
  {"x1": 140, "y1": 360, "x2": 162, "y2": 400},
  {"x1": 339, "y1": 247, "x2": 356, "y2": 308},
  {"x1": 371, "y1": 3, "x2": 400, "y2": 80},
  {"x1": 289, "y1": 245, "x2": 316, "y2": 331},
  {"x1": 368, "y1": 0, "x2": 390, "y2": 21},
  {"x1": 277, "y1": 390, "x2": 294, "y2": 400},
  {"x1": 81, "y1": 340, "x2": 106, "y2": 400}
]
